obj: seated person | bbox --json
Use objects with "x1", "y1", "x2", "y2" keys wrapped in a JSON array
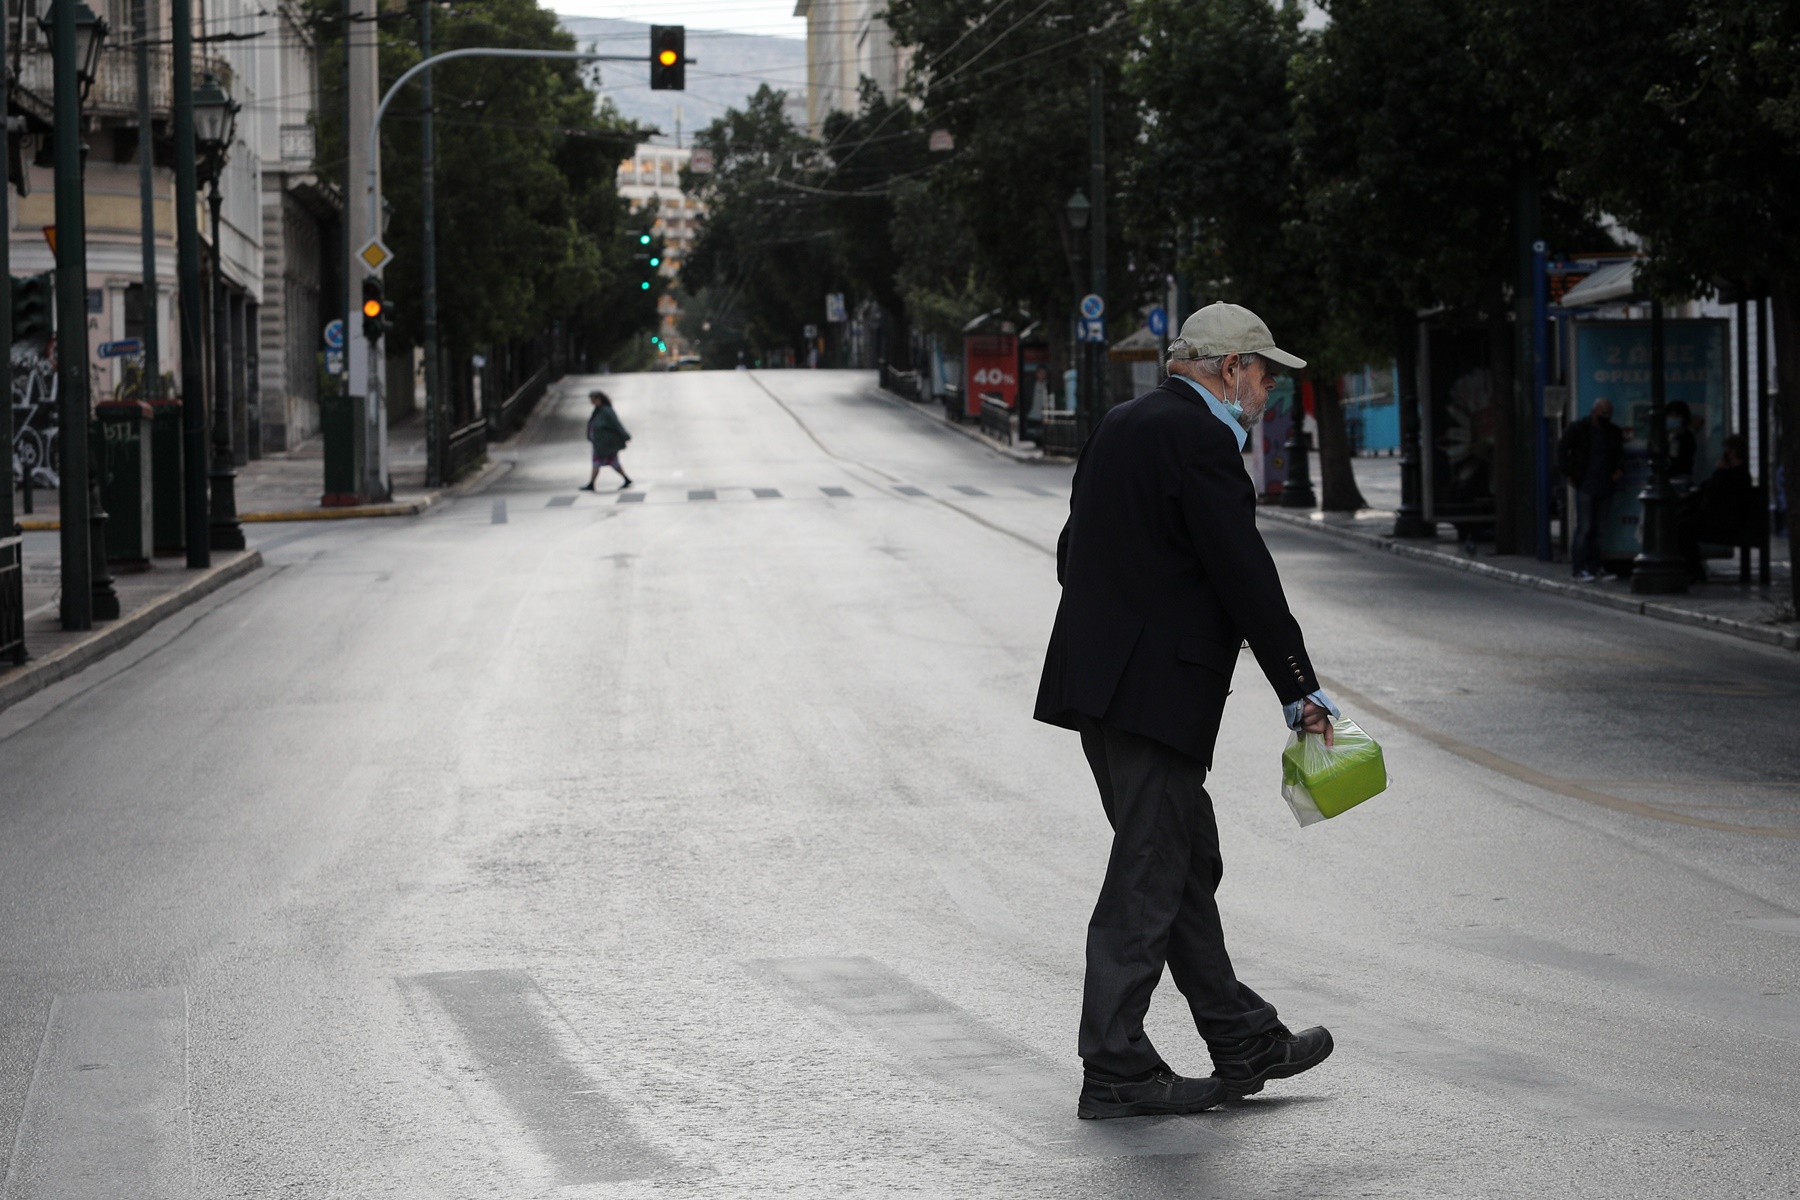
[{"x1": 1678, "y1": 434, "x2": 1753, "y2": 582}]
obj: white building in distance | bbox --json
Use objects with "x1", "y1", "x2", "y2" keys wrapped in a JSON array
[{"x1": 792, "y1": 0, "x2": 908, "y2": 135}]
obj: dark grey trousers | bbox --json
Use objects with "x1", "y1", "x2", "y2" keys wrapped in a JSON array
[{"x1": 1078, "y1": 719, "x2": 1281, "y2": 1079}]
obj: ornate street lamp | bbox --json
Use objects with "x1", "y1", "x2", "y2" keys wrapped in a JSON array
[
  {"x1": 1065, "y1": 190, "x2": 1090, "y2": 233},
  {"x1": 194, "y1": 72, "x2": 244, "y2": 551},
  {"x1": 193, "y1": 72, "x2": 238, "y2": 167},
  {"x1": 39, "y1": 1, "x2": 110, "y2": 101}
]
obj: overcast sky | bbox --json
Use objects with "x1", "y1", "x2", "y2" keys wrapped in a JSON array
[{"x1": 554, "y1": 1, "x2": 805, "y2": 39}]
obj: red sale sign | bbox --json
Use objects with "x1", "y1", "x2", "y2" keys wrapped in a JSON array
[{"x1": 963, "y1": 334, "x2": 1018, "y2": 418}]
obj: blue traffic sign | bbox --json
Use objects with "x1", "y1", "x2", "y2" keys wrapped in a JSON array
[
  {"x1": 1079, "y1": 293, "x2": 1105, "y2": 320},
  {"x1": 97, "y1": 338, "x2": 142, "y2": 358},
  {"x1": 1147, "y1": 306, "x2": 1167, "y2": 337},
  {"x1": 1078, "y1": 318, "x2": 1107, "y2": 344},
  {"x1": 324, "y1": 319, "x2": 346, "y2": 350}
]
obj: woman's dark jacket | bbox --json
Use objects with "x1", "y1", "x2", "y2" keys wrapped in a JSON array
[{"x1": 588, "y1": 406, "x2": 630, "y2": 458}]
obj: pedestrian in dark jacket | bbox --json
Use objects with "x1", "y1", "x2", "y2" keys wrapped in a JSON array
[
  {"x1": 1036, "y1": 302, "x2": 1338, "y2": 1121},
  {"x1": 1557, "y1": 398, "x2": 1625, "y2": 581},
  {"x1": 582, "y1": 391, "x2": 632, "y2": 491}
]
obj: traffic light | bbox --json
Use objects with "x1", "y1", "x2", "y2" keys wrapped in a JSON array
[
  {"x1": 11, "y1": 272, "x2": 54, "y2": 343},
  {"x1": 650, "y1": 25, "x2": 685, "y2": 91},
  {"x1": 361, "y1": 276, "x2": 386, "y2": 342}
]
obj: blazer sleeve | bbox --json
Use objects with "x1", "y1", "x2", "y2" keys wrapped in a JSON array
[
  {"x1": 1176, "y1": 426, "x2": 1320, "y2": 705},
  {"x1": 1056, "y1": 434, "x2": 1092, "y2": 587}
]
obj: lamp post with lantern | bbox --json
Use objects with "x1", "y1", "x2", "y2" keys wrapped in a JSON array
[
  {"x1": 43, "y1": 0, "x2": 111, "y2": 628},
  {"x1": 194, "y1": 73, "x2": 244, "y2": 551}
]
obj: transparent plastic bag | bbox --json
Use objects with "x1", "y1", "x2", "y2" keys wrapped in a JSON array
[{"x1": 1281, "y1": 717, "x2": 1388, "y2": 827}]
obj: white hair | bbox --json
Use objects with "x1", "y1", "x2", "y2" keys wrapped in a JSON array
[{"x1": 1167, "y1": 350, "x2": 1261, "y2": 376}]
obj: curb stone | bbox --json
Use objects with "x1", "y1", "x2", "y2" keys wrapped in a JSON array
[
  {"x1": 0, "y1": 550, "x2": 264, "y2": 714},
  {"x1": 1256, "y1": 506, "x2": 1798, "y2": 652},
  {"x1": 867, "y1": 386, "x2": 1065, "y2": 466}
]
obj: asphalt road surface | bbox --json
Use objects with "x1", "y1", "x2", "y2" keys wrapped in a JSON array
[{"x1": 3, "y1": 369, "x2": 1797, "y2": 1199}]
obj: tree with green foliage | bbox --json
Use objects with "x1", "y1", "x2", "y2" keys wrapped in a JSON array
[
  {"x1": 1289, "y1": 0, "x2": 1611, "y2": 543},
  {"x1": 1486, "y1": 0, "x2": 1800, "y2": 606},
  {"x1": 681, "y1": 86, "x2": 841, "y2": 365},
  {"x1": 307, "y1": 0, "x2": 658, "y2": 377},
  {"x1": 1126, "y1": 0, "x2": 1367, "y2": 510},
  {"x1": 885, "y1": 0, "x2": 1149, "y2": 378}
]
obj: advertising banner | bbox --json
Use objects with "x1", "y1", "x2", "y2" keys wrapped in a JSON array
[
  {"x1": 1571, "y1": 319, "x2": 1728, "y2": 559},
  {"x1": 963, "y1": 334, "x2": 1017, "y2": 418}
]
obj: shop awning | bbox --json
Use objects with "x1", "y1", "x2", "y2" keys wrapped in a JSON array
[{"x1": 1557, "y1": 260, "x2": 1640, "y2": 307}]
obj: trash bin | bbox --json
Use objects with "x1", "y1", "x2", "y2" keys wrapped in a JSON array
[
  {"x1": 321, "y1": 390, "x2": 367, "y2": 507},
  {"x1": 96, "y1": 400, "x2": 154, "y2": 568},
  {"x1": 150, "y1": 400, "x2": 184, "y2": 555}
]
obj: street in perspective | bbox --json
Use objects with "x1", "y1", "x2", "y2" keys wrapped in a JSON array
[{"x1": 4, "y1": 0, "x2": 1799, "y2": 1197}]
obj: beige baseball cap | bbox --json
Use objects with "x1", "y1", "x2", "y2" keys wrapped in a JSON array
[{"x1": 1165, "y1": 302, "x2": 1307, "y2": 370}]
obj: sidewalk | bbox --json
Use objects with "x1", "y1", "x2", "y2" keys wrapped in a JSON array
[
  {"x1": 0, "y1": 538, "x2": 262, "y2": 711},
  {"x1": 1271, "y1": 453, "x2": 1797, "y2": 651},
  {"x1": 0, "y1": 385, "x2": 573, "y2": 710},
  {"x1": 15, "y1": 408, "x2": 501, "y2": 530},
  {"x1": 870, "y1": 384, "x2": 1054, "y2": 464}
]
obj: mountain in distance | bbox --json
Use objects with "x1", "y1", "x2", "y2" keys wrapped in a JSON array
[{"x1": 555, "y1": 15, "x2": 807, "y2": 148}]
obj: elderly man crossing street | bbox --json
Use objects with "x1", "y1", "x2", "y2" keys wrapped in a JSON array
[{"x1": 1036, "y1": 302, "x2": 1341, "y2": 1120}]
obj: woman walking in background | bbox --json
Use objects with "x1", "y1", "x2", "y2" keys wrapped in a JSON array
[{"x1": 581, "y1": 391, "x2": 633, "y2": 491}]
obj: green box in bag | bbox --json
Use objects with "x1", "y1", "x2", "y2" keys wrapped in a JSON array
[{"x1": 1281, "y1": 720, "x2": 1387, "y2": 818}]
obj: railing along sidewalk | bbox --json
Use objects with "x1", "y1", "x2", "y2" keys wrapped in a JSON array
[
  {"x1": 0, "y1": 535, "x2": 26, "y2": 667},
  {"x1": 489, "y1": 363, "x2": 552, "y2": 439},
  {"x1": 978, "y1": 394, "x2": 1013, "y2": 446}
]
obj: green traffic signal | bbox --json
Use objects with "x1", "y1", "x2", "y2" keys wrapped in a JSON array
[
  {"x1": 649, "y1": 257, "x2": 661, "y2": 267},
  {"x1": 641, "y1": 281, "x2": 651, "y2": 290},
  {"x1": 638, "y1": 234, "x2": 651, "y2": 245}
]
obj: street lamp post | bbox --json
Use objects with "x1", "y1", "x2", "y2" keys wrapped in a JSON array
[
  {"x1": 1630, "y1": 297, "x2": 1688, "y2": 594},
  {"x1": 194, "y1": 73, "x2": 244, "y2": 552},
  {"x1": 44, "y1": 0, "x2": 111, "y2": 629},
  {"x1": 1065, "y1": 190, "x2": 1091, "y2": 435},
  {"x1": 1280, "y1": 386, "x2": 1318, "y2": 510},
  {"x1": 171, "y1": 0, "x2": 209, "y2": 569}
]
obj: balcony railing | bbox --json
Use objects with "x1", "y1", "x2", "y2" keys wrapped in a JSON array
[{"x1": 14, "y1": 44, "x2": 232, "y2": 119}]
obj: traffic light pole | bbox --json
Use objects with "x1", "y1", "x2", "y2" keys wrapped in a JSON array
[
  {"x1": 420, "y1": 0, "x2": 440, "y2": 487},
  {"x1": 358, "y1": 41, "x2": 679, "y2": 478}
]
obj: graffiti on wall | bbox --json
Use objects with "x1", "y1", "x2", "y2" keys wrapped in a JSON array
[{"x1": 10, "y1": 341, "x2": 59, "y2": 490}]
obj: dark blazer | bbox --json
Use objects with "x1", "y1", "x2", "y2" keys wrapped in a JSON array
[{"x1": 1034, "y1": 377, "x2": 1321, "y2": 766}]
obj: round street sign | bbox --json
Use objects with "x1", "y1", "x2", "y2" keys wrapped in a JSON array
[
  {"x1": 324, "y1": 319, "x2": 345, "y2": 350},
  {"x1": 1079, "y1": 293, "x2": 1105, "y2": 320},
  {"x1": 1147, "y1": 306, "x2": 1167, "y2": 337}
]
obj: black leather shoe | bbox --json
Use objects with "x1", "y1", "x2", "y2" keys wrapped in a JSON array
[
  {"x1": 1077, "y1": 1067, "x2": 1226, "y2": 1119},
  {"x1": 1210, "y1": 1024, "x2": 1333, "y2": 1096}
]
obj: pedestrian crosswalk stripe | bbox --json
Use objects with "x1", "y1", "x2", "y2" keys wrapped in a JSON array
[
  {"x1": 547, "y1": 495, "x2": 576, "y2": 507},
  {"x1": 753, "y1": 488, "x2": 781, "y2": 499},
  {"x1": 820, "y1": 486, "x2": 851, "y2": 498},
  {"x1": 688, "y1": 489, "x2": 717, "y2": 501},
  {"x1": 952, "y1": 485, "x2": 988, "y2": 497},
  {"x1": 617, "y1": 492, "x2": 645, "y2": 503},
  {"x1": 895, "y1": 486, "x2": 926, "y2": 497},
  {"x1": 4, "y1": 988, "x2": 192, "y2": 1197},
  {"x1": 400, "y1": 970, "x2": 689, "y2": 1185}
]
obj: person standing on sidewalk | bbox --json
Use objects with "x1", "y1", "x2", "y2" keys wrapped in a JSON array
[
  {"x1": 1035, "y1": 303, "x2": 1339, "y2": 1121},
  {"x1": 581, "y1": 391, "x2": 633, "y2": 491},
  {"x1": 1558, "y1": 397, "x2": 1624, "y2": 581}
]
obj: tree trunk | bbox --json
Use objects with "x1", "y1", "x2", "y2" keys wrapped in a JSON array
[
  {"x1": 1771, "y1": 284, "x2": 1799, "y2": 616},
  {"x1": 1313, "y1": 375, "x2": 1368, "y2": 512}
]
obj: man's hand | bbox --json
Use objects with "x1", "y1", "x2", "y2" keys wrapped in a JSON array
[{"x1": 1300, "y1": 700, "x2": 1335, "y2": 747}]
